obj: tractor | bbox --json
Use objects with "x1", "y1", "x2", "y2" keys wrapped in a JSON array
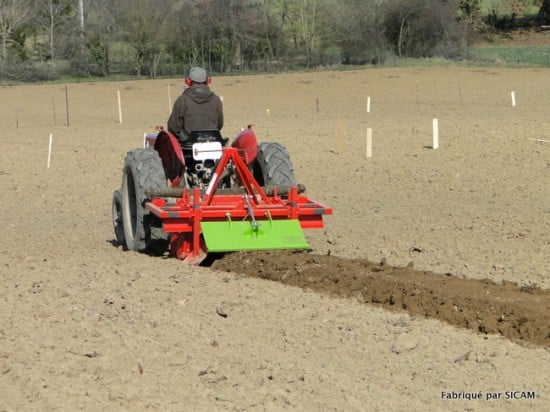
[{"x1": 111, "y1": 126, "x2": 331, "y2": 265}]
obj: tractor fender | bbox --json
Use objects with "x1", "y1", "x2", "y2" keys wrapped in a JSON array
[
  {"x1": 154, "y1": 130, "x2": 185, "y2": 185},
  {"x1": 231, "y1": 125, "x2": 258, "y2": 165}
]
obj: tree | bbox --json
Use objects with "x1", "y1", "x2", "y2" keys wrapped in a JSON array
[
  {"x1": 164, "y1": 1, "x2": 202, "y2": 68},
  {"x1": 539, "y1": 0, "x2": 550, "y2": 23},
  {"x1": 383, "y1": 0, "x2": 418, "y2": 57},
  {"x1": 206, "y1": 0, "x2": 242, "y2": 72},
  {"x1": 205, "y1": 0, "x2": 264, "y2": 73},
  {"x1": 77, "y1": 0, "x2": 84, "y2": 32},
  {"x1": 0, "y1": 0, "x2": 33, "y2": 63},
  {"x1": 287, "y1": 0, "x2": 331, "y2": 67},
  {"x1": 84, "y1": 0, "x2": 116, "y2": 76},
  {"x1": 509, "y1": 0, "x2": 528, "y2": 19},
  {"x1": 114, "y1": 0, "x2": 169, "y2": 76},
  {"x1": 458, "y1": 0, "x2": 481, "y2": 24},
  {"x1": 9, "y1": 23, "x2": 31, "y2": 60},
  {"x1": 256, "y1": 0, "x2": 292, "y2": 69},
  {"x1": 34, "y1": 0, "x2": 72, "y2": 63},
  {"x1": 165, "y1": 0, "x2": 264, "y2": 73},
  {"x1": 330, "y1": 0, "x2": 387, "y2": 64},
  {"x1": 383, "y1": 0, "x2": 465, "y2": 59}
]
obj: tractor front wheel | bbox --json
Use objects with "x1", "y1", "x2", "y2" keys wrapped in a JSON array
[{"x1": 121, "y1": 148, "x2": 167, "y2": 253}]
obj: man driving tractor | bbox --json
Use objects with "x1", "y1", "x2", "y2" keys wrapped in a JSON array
[{"x1": 167, "y1": 67, "x2": 224, "y2": 147}]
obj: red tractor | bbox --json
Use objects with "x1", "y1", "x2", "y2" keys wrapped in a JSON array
[{"x1": 112, "y1": 126, "x2": 331, "y2": 264}]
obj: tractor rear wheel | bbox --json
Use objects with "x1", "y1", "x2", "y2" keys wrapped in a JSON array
[
  {"x1": 112, "y1": 189, "x2": 126, "y2": 249},
  {"x1": 121, "y1": 148, "x2": 167, "y2": 253},
  {"x1": 253, "y1": 142, "x2": 297, "y2": 187}
]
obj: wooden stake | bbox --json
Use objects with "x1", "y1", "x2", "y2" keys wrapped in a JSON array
[
  {"x1": 117, "y1": 90, "x2": 123, "y2": 123},
  {"x1": 366, "y1": 127, "x2": 372, "y2": 158},
  {"x1": 16, "y1": 107, "x2": 19, "y2": 128},
  {"x1": 511, "y1": 91, "x2": 516, "y2": 107},
  {"x1": 367, "y1": 96, "x2": 371, "y2": 113}
]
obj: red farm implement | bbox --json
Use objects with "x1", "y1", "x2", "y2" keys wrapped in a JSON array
[{"x1": 112, "y1": 126, "x2": 332, "y2": 265}]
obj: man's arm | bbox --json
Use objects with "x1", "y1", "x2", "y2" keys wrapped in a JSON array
[
  {"x1": 167, "y1": 96, "x2": 185, "y2": 137},
  {"x1": 216, "y1": 96, "x2": 224, "y2": 131}
]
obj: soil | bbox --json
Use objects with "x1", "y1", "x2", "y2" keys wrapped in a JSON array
[
  {"x1": 211, "y1": 250, "x2": 550, "y2": 349},
  {"x1": 0, "y1": 66, "x2": 549, "y2": 411}
]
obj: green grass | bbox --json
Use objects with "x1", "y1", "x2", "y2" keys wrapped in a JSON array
[
  {"x1": 480, "y1": 0, "x2": 540, "y2": 17},
  {"x1": 470, "y1": 45, "x2": 550, "y2": 67}
]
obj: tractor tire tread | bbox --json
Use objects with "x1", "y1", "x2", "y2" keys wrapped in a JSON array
[
  {"x1": 121, "y1": 148, "x2": 167, "y2": 253},
  {"x1": 257, "y1": 142, "x2": 297, "y2": 187}
]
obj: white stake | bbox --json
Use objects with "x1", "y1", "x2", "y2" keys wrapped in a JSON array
[
  {"x1": 432, "y1": 118, "x2": 439, "y2": 150},
  {"x1": 511, "y1": 91, "x2": 516, "y2": 107},
  {"x1": 366, "y1": 127, "x2": 372, "y2": 158},
  {"x1": 117, "y1": 90, "x2": 123, "y2": 123},
  {"x1": 367, "y1": 96, "x2": 371, "y2": 113},
  {"x1": 220, "y1": 96, "x2": 224, "y2": 103},
  {"x1": 47, "y1": 133, "x2": 53, "y2": 168}
]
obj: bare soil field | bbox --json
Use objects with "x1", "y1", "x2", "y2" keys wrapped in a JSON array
[{"x1": 1, "y1": 67, "x2": 549, "y2": 411}]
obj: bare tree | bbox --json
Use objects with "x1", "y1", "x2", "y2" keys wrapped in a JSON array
[
  {"x1": 226, "y1": 0, "x2": 264, "y2": 72},
  {"x1": 287, "y1": 0, "x2": 330, "y2": 67},
  {"x1": 78, "y1": 0, "x2": 84, "y2": 32},
  {"x1": 83, "y1": 0, "x2": 116, "y2": 75},
  {"x1": 208, "y1": 0, "x2": 242, "y2": 73},
  {"x1": 34, "y1": 0, "x2": 72, "y2": 64},
  {"x1": 383, "y1": 0, "x2": 417, "y2": 57},
  {"x1": 257, "y1": 0, "x2": 291, "y2": 68},
  {"x1": 329, "y1": 0, "x2": 387, "y2": 64},
  {"x1": 114, "y1": 0, "x2": 169, "y2": 76},
  {"x1": 179, "y1": 0, "x2": 263, "y2": 73},
  {"x1": 0, "y1": 0, "x2": 33, "y2": 63}
]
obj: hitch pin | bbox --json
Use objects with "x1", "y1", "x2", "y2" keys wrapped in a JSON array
[{"x1": 243, "y1": 195, "x2": 260, "y2": 231}]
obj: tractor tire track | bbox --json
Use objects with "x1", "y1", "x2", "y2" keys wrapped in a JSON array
[{"x1": 211, "y1": 250, "x2": 550, "y2": 349}]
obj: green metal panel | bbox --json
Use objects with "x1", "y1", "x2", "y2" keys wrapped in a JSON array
[{"x1": 201, "y1": 219, "x2": 309, "y2": 252}]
